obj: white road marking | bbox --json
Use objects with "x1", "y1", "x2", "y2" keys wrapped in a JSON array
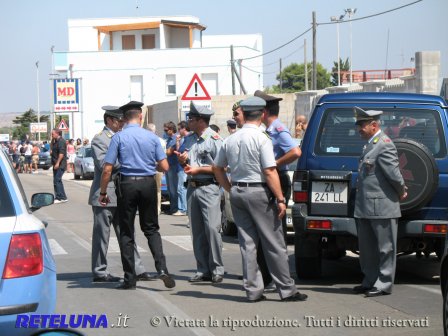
[
  {"x1": 163, "y1": 235, "x2": 194, "y2": 251},
  {"x1": 49, "y1": 239, "x2": 67, "y2": 255}
]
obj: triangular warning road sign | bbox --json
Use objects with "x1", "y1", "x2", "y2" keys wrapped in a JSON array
[
  {"x1": 58, "y1": 119, "x2": 69, "y2": 131},
  {"x1": 181, "y1": 73, "x2": 211, "y2": 100}
]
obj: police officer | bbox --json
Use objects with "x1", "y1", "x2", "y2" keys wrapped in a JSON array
[
  {"x1": 176, "y1": 102, "x2": 224, "y2": 283},
  {"x1": 353, "y1": 107, "x2": 407, "y2": 297},
  {"x1": 226, "y1": 119, "x2": 237, "y2": 135},
  {"x1": 99, "y1": 101, "x2": 175, "y2": 290},
  {"x1": 213, "y1": 96, "x2": 307, "y2": 302},
  {"x1": 255, "y1": 90, "x2": 301, "y2": 241},
  {"x1": 89, "y1": 106, "x2": 154, "y2": 283}
]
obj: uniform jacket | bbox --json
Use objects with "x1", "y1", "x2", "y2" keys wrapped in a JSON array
[
  {"x1": 88, "y1": 127, "x2": 120, "y2": 207},
  {"x1": 354, "y1": 131, "x2": 405, "y2": 219}
]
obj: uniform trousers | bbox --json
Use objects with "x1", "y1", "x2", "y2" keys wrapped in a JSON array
[
  {"x1": 356, "y1": 218, "x2": 398, "y2": 293},
  {"x1": 187, "y1": 183, "x2": 224, "y2": 277},
  {"x1": 230, "y1": 185, "x2": 297, "y2": 300},
  {"x1": 91, "y1": 206, "x2": 146, "y2": 278},
  {"x1": 118, "y1": 177, "x2": 168, "y2": 285},
  {"x1": 256, "y1": 171, "x2": 291, "y2": 286}
]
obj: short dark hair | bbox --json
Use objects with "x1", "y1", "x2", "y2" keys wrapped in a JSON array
[
  {"x1": 177, "y1": 121, "x2": 189, "y2": 131},
  {"x1": 163, "y1": 121, "x2": 177, "y2": 132},
  {"x1": 243, "y1": 110, "x2": 263, "y2": 121},
  {"x1": 265, "y1": 102, "x2": 280, "y2": 116},
  {"x1": 209, "y1": 124, "x2": 220, "y2": 133},
  {"x1": 124, "y1": 109, "x2": 140, "y2": 120},
  {"x1": 52, "y1": 128, "x2": 62, "y2": 136}
]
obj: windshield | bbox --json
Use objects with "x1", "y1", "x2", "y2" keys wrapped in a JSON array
[
  {"x1": 84, "y1": 147, "x2": 93, "y2": 158},
  {"x1": 315, "y1": 107, "x2": 445, "y2": 158}
]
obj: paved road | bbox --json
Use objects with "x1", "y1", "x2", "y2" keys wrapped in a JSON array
[{"x1": 19, "y1": 171, "x2": 443, "y2": 336}]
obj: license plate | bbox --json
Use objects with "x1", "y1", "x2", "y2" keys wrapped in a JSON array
[
  {"x1": 39, "y1": 161, "x2": 45, "y2": 164},
  {"x1": 311, "y1": 181, "x2": 348, "y2": 204}
]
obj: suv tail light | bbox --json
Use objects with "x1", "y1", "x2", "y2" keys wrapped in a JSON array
[
  {"x1": 307, "y1": 220, "x2": 332, "y2": 230},
  {"x1": 423, "y1": 224, "x2": 447, "y2": 234},
  {"x1": 293, "y1": 170, "x2": 309, "y2": 203},
  {"x1": 2, "y1": 233, "x2": 43, "y2": 279}
]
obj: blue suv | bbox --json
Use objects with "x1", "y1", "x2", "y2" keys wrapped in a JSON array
[{"x1": 292, "y1": 92, "x2": 447, "y2": 279}]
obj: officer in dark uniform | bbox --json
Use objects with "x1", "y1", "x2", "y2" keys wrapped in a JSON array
[
  {"x1": 89, "y1": 106, "x2": 153, "y2": 283},
  {"x1": 213, "y1": 96, "x2": 307, "y2": 302},
  {"x1": 177, "y1": 102, "x2": 224, "y2": 283},
  {"x1": 255, "y1": 90, "x2": 301, "y2": 240},
  {"x1": 99, "y1": 101, "x2": 175, "y2": 290},
  {"x1": 353, "y1": 106, "x2": 407, "y2": 297}
]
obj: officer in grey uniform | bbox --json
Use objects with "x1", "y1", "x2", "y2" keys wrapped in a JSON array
[
  {"x1": 213, "y1": 96, "x2": 307, "y2": 302},
  {"x1": 353, "y1": 106, "x2": 407, "y2": 297},
  {"x1": 177, "y1": 102, "x2": 224, "y2": 283},
  {"x1": 88, "y1": 106, "x2": 154, "y2": 283}
]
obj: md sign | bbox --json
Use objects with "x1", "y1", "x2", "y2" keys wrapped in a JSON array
[{"x1": 53, "y1": 79, "x2": 79, "y2": 112}]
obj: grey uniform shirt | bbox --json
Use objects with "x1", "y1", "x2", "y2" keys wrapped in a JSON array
[
  {"x1": 181, "y1": 127, "x2": 222, "y2": 180},
  {"x1": 215, "y1": 124, "x2": 276, "y2": 182}
]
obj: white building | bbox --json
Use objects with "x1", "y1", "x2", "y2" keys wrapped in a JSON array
[{"x1": 53, "y1": 16, "x2": 263, "y2": 140}]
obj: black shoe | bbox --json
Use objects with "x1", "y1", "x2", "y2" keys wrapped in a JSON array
[
  {"x1": 248, "y1": 295, "x2": 266, "y2": 303},
  {"x1": 189, "y1": 274, "x2": 212, "y2": 283},
  {"x1": 281, "y1": 292, "x2": 308, "y2": 302},
  {"x1": 136, "y1": 272, "x2": 156, "y2": 281},
  {"x1": 159, "y1": 271, "x2": 176, "y2": 288},
  {"x1": 115, "y1": 282, "x2": 136, "y2": 290},
  {"x1": 365, "y1": 288, "x2": 390, "y2": 297},
  {"x1": 93, "y1": 274, "x2": 121, "y2": 283},
  {"x1": 212, "y1": 274, "x2": 223, "y2": 283},
  {"x1": 353, "y1": 285, "x2": 372, "y2": 294}
]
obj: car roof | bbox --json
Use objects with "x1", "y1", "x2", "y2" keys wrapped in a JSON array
[{"x1": 318, "y1": 92, "x2": 448, "y2": 107}]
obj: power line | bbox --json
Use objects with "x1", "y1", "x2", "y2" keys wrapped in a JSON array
[
  {"x1": 239, "y1": 0, "x2": 423, "y2": 61},
  {"x1": 240, "y1": 27, "x2": 312, "y2": 61}
]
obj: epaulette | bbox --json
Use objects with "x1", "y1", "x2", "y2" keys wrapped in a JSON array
[
  {"x1": 383, "y1": 138, "x2": 391, "y2": 143},
  {"x1": 263, "y1": 131, "x2": 271, "y2": 140}
]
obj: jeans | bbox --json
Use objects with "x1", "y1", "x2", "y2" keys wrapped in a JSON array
[
  {"x1": 166, "y1": 167, "x2": 178, "y2": 213},
  {"x1": 53, "y1": 167, "x2": 67, "y2": 200},
  {"x1": 177, "y1": 170, "x2": 187, "y2": 213}
]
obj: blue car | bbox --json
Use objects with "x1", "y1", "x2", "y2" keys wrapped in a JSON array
[{"x1": 0, "y1": 149, "x2": 56, "y2": 335}]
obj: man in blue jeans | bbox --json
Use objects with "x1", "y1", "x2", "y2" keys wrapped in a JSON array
[
  {"x1": 51, "y1": 128, "x2": 68, "y2": 204},
  {"x1": 176, "y1": 121, "x2": 190, "y2": 216}
]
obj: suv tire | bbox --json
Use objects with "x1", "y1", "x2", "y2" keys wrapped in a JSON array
[{"x1": 394, "y1": 138, "x2": 438, "y2": 215}]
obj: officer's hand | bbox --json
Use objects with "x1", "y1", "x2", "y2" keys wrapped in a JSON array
[
  {"x1": 400, "y1": 186, "x2": 408, "y2": 201},
  {"x1": 277, "y1": 202, "x2": 287, "y2": 219},
  {"x1": 184, "y1": 164, "x2": 195, "y2": 175},
  {"x1": 99, "y1": 194, "x2": 110, "y2": 206}
]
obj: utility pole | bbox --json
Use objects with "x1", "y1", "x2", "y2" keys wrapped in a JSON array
[
  {"x1": 279, "y1": 58, "x2": 282, "y2": 93},
  {"x1": 230, "y1": 45, "x2": 236, "y2": 95},
  {"x1": 304, "y1": 38, "x2": 308, "y2": 91},
  {"x1": 312, "y1": 11, "x2": 317, "y2": 90},
  {"x1": 36, "y1": 61, "x2": 40, "y2": 141}
]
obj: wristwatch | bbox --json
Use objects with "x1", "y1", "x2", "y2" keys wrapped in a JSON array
[
  {"x1": 99, "y1": 192, "x2": 107, "y2": 196},
  {"x1": 277, "y1": 199, "x2": 286, "y2": 204}
]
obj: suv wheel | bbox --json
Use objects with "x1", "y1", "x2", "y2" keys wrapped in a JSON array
[{"x1": 295, "y1": 233, "x2": 322, "y2": 279}]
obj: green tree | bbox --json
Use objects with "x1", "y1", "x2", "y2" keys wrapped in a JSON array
[
  {"x1": 271, "y1": 62, "x2": 331, "y2": 93},
  {"x1": 331, "y1": 58, "x2": 350, "y2": 86},
  {"x1": 12, "y1": 108, "x2": 50, "y2": 140}
]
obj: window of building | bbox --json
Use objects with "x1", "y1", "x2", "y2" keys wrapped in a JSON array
[
  {"x1": 142, "y1": 34, "x2": 156, "y2": 49},
  {"x1": 166, "y1": 75, "x2": 176, "y2": 95},
  {"x1": 122, "y1": 35, "x2": 136, "y2": 50}
]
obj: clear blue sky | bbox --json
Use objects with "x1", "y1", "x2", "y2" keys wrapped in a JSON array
[{"x1": 0, "y1": 0, "x2": 446, "y2": 114}]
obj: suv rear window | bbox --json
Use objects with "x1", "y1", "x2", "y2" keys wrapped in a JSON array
[
  {"x1": 315, "y1": 108, "x2": 446, "y2": 158},
  {"x1": 0, "y1": 168, "x2": 15, "y2": 217}
]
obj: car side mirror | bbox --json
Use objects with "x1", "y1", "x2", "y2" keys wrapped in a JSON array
[{"x1": 30, "y1": 193, "x2": 54, "y2": 211}]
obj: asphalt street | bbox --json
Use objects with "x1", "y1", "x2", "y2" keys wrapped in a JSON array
[{"x1": 18, "y1": 171, "x2": 443, "y2": 336}]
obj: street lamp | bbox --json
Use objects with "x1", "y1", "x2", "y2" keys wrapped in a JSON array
[
  {"x1": 345, "y1": 8, "x2": 357, "y2": 85},
  {"x1": 35, "y1": 61, "x2": 40, "y2": 141},
  {"x1": 330, "y1": 15, "x2": 345, "y2": 86}
]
